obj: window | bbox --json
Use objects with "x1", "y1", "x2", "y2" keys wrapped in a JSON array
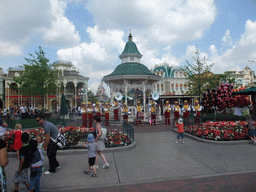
[
  {"x1": 15, "y1": 72, "x2": 20, "y2": 77},
  {"x1": 130, "y1": 57, "x2": 134, "y2": 61},
  {"x1": 157, "y1": 84, "x2": 159, "y2": 92},
  {"x1": 161, "y1": 84, "x2": 164, "y2": 92}
]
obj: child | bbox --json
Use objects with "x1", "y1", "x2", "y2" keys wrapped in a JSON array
[
  {"x1": 36, "y1": 134, "x2": 45, "y2": 171},
  {"x1": 84, "y1": 133, "x2": 98, "y2": 177},
  {"x1": 29, "y1": 139, "x2": 44, "y2": 192},
  {"x1": 12, "y1": 124, "x2": 23, "y2": 159},
  {"x1": 36, "y1": 134, "x2": 44, "y2": 151},
  {"x1": 175, "y1": 118, "x2": 185, "y2": 144},
  {"x1": 12, "y1": 132, "x2": 30, "y2": 192}
]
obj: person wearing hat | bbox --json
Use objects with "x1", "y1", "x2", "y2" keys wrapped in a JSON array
[
  {"x1": 81, "y1": 102, "x2": 87, "y2": 127},
  {"x1": 163, "y1": 101, "x2": 171, "y2": 125},
  {"x1": 84, "y1": 133, "x2": 98, "y2": 177},
  {"x1": 87, "y1": 102, "x2": 94, "y2": 128},
  {"x1": 95, "y1": 102, "x2": 101, "y2": 118},
  {"x1": 174, "y1": 101, "x2": 180, "y2": 119},
  {"x1": 103, "y1": 103, "x2": 110, "y2": 126},
  {"x1": 182, "y1": 100, "x2": 191, "y2": 125},
  {"x1": 150, "y1": 102, "x2": 157, "y2": 125},
  {"x1": 113, "y1": 100, "x2": 120, "y2": 120},
  {"x1": 175, "y1": 118, "x2": 185, "y2": 144},
  {"x1": 136, "y1": 101, "x2": 142, "y2": 125},
  {"x1": 194, "y1": 100, "x2": 203, "y2": 124},
  {"x1": 122, "y1": 103, "x2": 129, "y2": 122}
]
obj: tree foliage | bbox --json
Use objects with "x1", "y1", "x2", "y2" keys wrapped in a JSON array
[
  {"x1": 88, "y1": 90, "x2": 98, "y2": 102},
  {"x1": 60, "y1": 94, "x2": 68, "y2": 115},
  {"x1": 12, "y1": 46, "x2": 58, "y2": 109},
  {"x1": 185, "y1": 49, "x2": 216, "y2": 98}
]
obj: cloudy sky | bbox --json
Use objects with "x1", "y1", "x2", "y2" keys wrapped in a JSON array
[{"x1": 1, "y1": 0, "x2": 256, "y2": 94}]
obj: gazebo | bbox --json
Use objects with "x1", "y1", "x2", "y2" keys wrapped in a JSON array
[{"x1": 103, "y1": 33, "x2": 161, "y2": 120}]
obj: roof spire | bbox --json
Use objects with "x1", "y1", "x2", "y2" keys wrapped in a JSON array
[{"x1": 128, "y1": 29, "x2": 132, "y2": 41}]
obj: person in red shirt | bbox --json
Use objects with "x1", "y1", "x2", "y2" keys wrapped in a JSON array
[{"x1": 175, "y1": 118, "x2": 185, "y2": 144}]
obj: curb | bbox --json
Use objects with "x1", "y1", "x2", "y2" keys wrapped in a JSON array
[
  {"x1": 8, "y1": 141, "x2": 137, "y2": 157},
  {"x1": 172, "y1": 129, "x2": 252, "y2": 145}
]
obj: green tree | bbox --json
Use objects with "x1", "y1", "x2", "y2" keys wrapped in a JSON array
[
  {"x1": 221, "y1": 71, "x2": 236, "y2": 85},
  {"x1": 12, "y1": 46, "x2": 58, "y2": 110},
  {"x1": 60, "y1": 94, "x2": 68, "y2": 115},
  {"x1": 88, "y1": 90, "x2": 98, "y2": 102},
  {"x1": 185, "y1": 49, "x2": 214, "y2": 99}
]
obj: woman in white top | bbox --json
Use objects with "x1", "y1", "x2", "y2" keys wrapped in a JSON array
[{"x1": 93, "y1": 115, "x2": 109, "y2": 169}]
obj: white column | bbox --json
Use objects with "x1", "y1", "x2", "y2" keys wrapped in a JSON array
[
  {"x1": 143, "y1": 85, "x2": 146, "y2": 122},
  {"x1": 74, "y1": 82, "x2": 77, "y2": 112},
  {"x1": 110, "y1": 85, "x2": 114, "y2": 105},
  {"x1": 124, "y1": 81, "x2": 127, "y2": 104},
  {"x1": 64, "y1": 83, "x2": 66, "y2": 97},
  {"x1": 7, "y1": 86, "x2": 9, "y2": 109}
]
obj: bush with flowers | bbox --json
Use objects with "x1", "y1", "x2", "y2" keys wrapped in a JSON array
[
  {"x1": 184, "y1": 121, "x2": 250, "y2": 141},
  {"x1": 104, "y1": 129, "x2": 132, "y2": 147},
  {"x1": 4, "y1": 126, "x2": 133, "y2": 152}
]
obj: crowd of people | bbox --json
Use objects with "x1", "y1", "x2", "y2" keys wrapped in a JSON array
[
  {"x1": 0, "y1": 105, "x2": 41, "y2": 120},
  {"x1": 0, "y1": 113, "x2": 110, "y2": 191}
]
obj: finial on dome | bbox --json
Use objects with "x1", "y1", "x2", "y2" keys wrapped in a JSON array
[{"x1": 128, "y1": 29, "x2": 132, "y2": 41}]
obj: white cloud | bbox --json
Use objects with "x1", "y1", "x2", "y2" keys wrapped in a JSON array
[
  {"x1": 184, "y1": 45, "x2": 198, "y2": 60},
  {"x1": 57, "y1": 42, "x2": 109, "y2": 71},
  {"x1": 57, "y1": 26, "x2": 127, "y2": 78},
  {"x1": 86, "y1": 26, "x2": 125, "y2": 53},
  {"x1": 43, "y1": 0, "x2": 80, "y2": 47},
  {"x1": 85, "y1": 0, "x2": 217, "y2": 45},
  {"x1": 211, "y1": 20, "x2": 256, "y2": 73},
  {"x1": 89, "y1": 82, "x2": 100, "y2": 93},
  {"x1": 222, "y1": 30, "x2": 233, "y2": 47},
  {"x1": 209, "y1": 45, "x2": 218, "y2": 59},
  {"x1": 0, "y1": 0, "x2": 80, "y2": 57},
  {"x1": 0, "y1": 41, "x2": 22, "y2": 57}
]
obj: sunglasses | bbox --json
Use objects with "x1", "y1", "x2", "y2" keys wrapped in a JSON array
[{"x1": 36, "y1": 119, "x2": 41, "y2": 123}]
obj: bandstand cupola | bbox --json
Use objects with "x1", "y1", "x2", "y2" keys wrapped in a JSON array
[{"x1": 119, "y1": 33, "x2": 142, "y2": 63}]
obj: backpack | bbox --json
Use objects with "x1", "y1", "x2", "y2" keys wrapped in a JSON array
[{"x1": 51, "y1": 133, "x2": 66, "y2": 148}]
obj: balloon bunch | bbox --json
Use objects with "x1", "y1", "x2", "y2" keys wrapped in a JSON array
[{"x1": 202, "y1": 83, "x2": 251, "y2": 112}]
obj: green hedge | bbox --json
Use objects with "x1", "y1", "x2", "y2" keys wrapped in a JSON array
[{"x1": 5, "y1": 118, "x2": 62, "y2": 129}]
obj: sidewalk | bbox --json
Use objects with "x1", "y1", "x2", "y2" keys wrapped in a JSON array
[{"x1": 5, "y1": 123, "x2": 256, "y2": 191}]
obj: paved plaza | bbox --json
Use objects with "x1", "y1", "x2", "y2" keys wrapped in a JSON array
[{"x1": 5, "y1": 122, "x2": 256, "y2": 191}]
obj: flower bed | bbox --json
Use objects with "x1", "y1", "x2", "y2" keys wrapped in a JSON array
[
  {"x1": 105, "y1": 129, "x2": 132, "y2": 148},
  {"x1": 4, "y1": 126, "x2": 132, "y2": 152},
  {"x1": 184, "y1": 121, "x2": 250, "y2": 141}
]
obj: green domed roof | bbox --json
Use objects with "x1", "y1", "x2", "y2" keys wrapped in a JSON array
[
  {"x1": 153, "y1": 66, "x2": 171, "y2": 77},
  {"x1": 104, "y1": 62, "x2": 156, "y2": 77},
  {"x1": 120, "y1": 41, "x2": 142, "y2": 55},
  {"x1": 119, "y1": 33, "x2": 142, "y2": 59}
]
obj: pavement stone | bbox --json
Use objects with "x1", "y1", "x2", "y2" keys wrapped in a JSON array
[{"x1": 5, "y1": 122, "x2": 256, "y2": 191}]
